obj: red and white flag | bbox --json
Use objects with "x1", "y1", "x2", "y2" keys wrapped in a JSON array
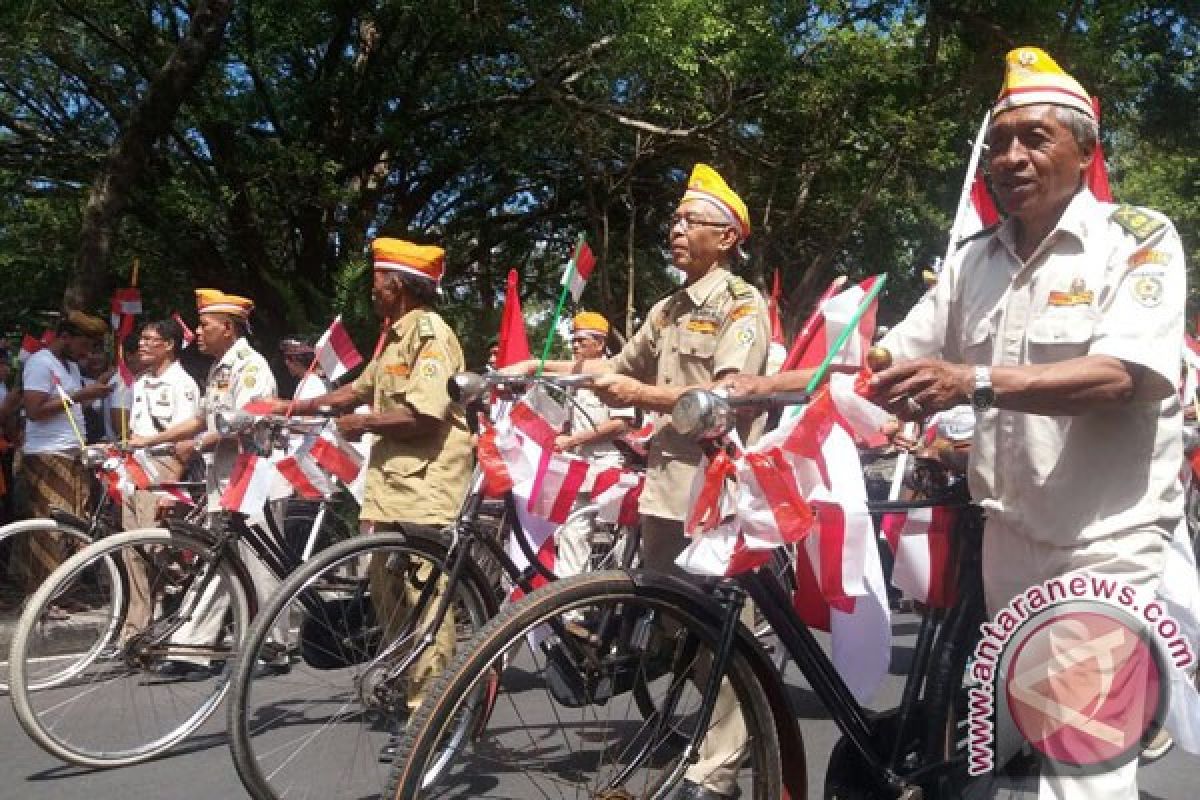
[
  {"x1": 591, "y1": 467, "x2": 644, "y2": 527},
  {"x1": 110, "y1": 287, "x2": 142, "y2": 334},
  {"x1": 172, "y1": 312, "x2": 195, "y2": 348},
  {"x1": 561, "y1": 239, "x2": 596, "y2": 302},
  {"x1": 276, "y1": 452, "x2": 334, "y2": 499},
  {"x1": 310, "y1": 431, "x2": 364, "y2": 485},
  {"x1": 883, "y1": 506, "x2": 958, "y2": 610},
  {"x1": 789, "y1": 276, "x2": 881, "y2": 372},
  {"x1": 220, "y1": 454, "x2": 278, "y2": 514},
  {"x1": 526, "y1": 452, "x2": 591, "y2": 524},
  {"x1": 314, "y1": 315, "x2": 363, "y2": 381}
]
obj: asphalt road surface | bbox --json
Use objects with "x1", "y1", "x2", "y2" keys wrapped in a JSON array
[{"x1": 0, "y1": 611, "x2": 1193, "y2": 799}]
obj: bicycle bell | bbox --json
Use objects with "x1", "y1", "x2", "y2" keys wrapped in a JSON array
[{"x1": 448, "y1": 372, "x2": 487, "y2": 405}]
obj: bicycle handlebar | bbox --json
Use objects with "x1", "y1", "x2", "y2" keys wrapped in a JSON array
[
  {"x1": 448, "y1": 371, "x2": 595, "y2": 405},
  {"x1": 672, "y1": 387, "x2": 810, "y2": 441}
]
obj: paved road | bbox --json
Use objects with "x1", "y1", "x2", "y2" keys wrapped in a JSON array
[{"x1": 0, "y1": 611, "x2": 1193, "y2": 799}]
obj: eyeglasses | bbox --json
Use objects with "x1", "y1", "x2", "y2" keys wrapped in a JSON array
[{"x1": 669, "y1": 213, "x2": 732, "y2": 232}]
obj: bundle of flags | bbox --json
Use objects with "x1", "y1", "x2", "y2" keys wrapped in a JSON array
[
  {"x1": 674, "y1": 371, "x2": 893, "y2": 702},
  {"x1": 98, "y1": 447, "x2": 195, "y2": 507}
]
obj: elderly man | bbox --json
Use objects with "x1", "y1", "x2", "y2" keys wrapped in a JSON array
[
  {"x1": 18, "y1": 311, "x2": 113, "y2": 603},
  {"x1": 276, "y1": 238, "x2": 472, "y2": 755},
  {"x1": 510, "y1": 164, "x2": 770, "y2": 800},
  {"x1": 132, "y1": 290, "x2": 282, "y2": 678}
]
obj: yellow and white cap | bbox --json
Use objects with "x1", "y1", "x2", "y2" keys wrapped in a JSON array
[
  {"x1": 993, "y1": 46, "x2": 1095, "y2": 120},
  {"x1": 572, "y1": 311, "x2": 609, "y2": 339},
  {"x1": 371, "y1": 238, "x2": 445, "y2": 285},
  {"x1": 195, "y1": 288, "x2": 254, "y2": 319},
  {"x1": 681, "y1": 164, "x2": 751, "y2": 240}
]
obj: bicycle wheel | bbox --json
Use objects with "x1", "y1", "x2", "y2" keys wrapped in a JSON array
[
  {"x1": 229, "y1": 529, "x2": 496, "y2": 800},
  {"x1": 0, "y1": 519, "x2": 99, "y2": 692},
  {"x1": 9, "y1": 527, "x2": 251, "y2": 768},
  {"x1": 389, "y1": 570, "x2": 782, "y2": 799}
]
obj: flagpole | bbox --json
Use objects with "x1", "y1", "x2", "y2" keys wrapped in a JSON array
[
  {"x1": 52, "y1": 376, "x2": 87, "y2": 449},
  {"x1": 536, "y1": 233, "x2": 585, "y2": 376},
  {"x1": 944, "y1": 110, "x2": 992, "y2": 264},
  {"x1": 804, "y1": 273, "x2": 888, "y2": 393},
  {"x1": 119, "y1": 257, "x2": 140, "y2": 444}
]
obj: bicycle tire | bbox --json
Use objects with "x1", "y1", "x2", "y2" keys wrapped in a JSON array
[
  {"x1": 388, "y1": 570, "x2": 782, "y2": 799},
  {"x1": 9, "y1": 527, "x2": 251, "y2": 768},
  {"x1": 0, "y1": 519, "x2": 99, "y2": 693},
  {"x1": 228, "y1": 528, "x2": 497, "y2": 800}
]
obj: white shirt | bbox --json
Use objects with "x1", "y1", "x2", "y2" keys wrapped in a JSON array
[
  {"x1": 882, "y1": 189, "x2": 1186, "y2": 546},
  {"x1": 567, "y1": 387, "x2": 635, "y2": 465},
  {"x1": 130, "y1": 361, "x2": 201, "y2": 438},
  {"x1": 21, "y1": 348, "x2": 86, "y2": 453},
  {"x1": 203, "y1": 338, "x2": 277, "y2": 501}
]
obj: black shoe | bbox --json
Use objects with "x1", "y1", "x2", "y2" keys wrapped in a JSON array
[
  {"x1": 153, "y1": 660, "x2": 221, "y2": 682},
  {"x1": 670, "y1": 780, "x2": 737, "y2": 800}
]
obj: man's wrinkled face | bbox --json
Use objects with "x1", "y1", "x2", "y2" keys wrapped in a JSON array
[
  {"x1": 668, "y1": 199, "x2": 738, "y2": 277},
  {"x1": 986, "y1": 105, "x2": 1091, "y2": 224},
  {"x1": 195, "y1": 313, "x2": 231, "y2": 355}
]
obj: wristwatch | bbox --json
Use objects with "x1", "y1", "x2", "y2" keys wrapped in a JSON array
[{"x1": 971, "y1": 365, "x2": 995, "y2": 413}]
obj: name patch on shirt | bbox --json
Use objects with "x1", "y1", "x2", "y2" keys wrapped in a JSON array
[
  {"x1": 685, "y1": 319, "x2": 719, "y2": 335},
  {"x1": 384, "y1": 364, "x2": 411, "y2": 377},
  {"x1": 1129, "y1": 249, "x2": 1170, "y2": 268},
  {"x1": 1047, "y1": 277, "x2": 1093, "y2": 308}
]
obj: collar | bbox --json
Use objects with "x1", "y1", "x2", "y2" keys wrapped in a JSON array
[
  {"x1": 391, "y1": 307, "x2": 426, "y2": 335},
  {"x1": 214, "y1": 337, "x2": 249, "y2": 369},
  {"x1": 994, "y1": 187, "x2": 1097, "y2": 259},
  {"x1": 682, "y1": 266, "x2": 731, "y2": 308}
]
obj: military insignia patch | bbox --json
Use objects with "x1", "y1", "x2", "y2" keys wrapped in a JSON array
[
  {"x1": 736, "y1": 327, "x2": 756, "y2": 347},
  {"x1": 728, "y1": 304, "x2": 757, "y2": 322},
  {"x1": 685, "y1": 319, "x2": 719, "y2": 335},
  {"x1": 1129, "y1": 249, "x2": 1170, "y2": 268},
  {"x1": 1130, "y1": 275, "x2": 1163, "y2": 307},
  {"x1": 385, "y1": 364, "x2": 411, "y2": 378},
  {"x1": 1047, "y1": 277, "x2": 1094, "y2": 307},
  {"x1": 417, "y1": 315, "x2": 436, "y2": 340},
  {"x1": 1112, "y1": 205, "x2": 1165, "y2": 242},
  {"x1": 418, "y1": 360, "x2": 440, "y2": 379}
]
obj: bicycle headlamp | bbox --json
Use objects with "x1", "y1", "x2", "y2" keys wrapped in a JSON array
[
  {"x1": 671, "y1": 388, "x2": 735, "y2": 441},
  {"x1": 448, "y1": 372, "x2": 487, "y2": 405}
]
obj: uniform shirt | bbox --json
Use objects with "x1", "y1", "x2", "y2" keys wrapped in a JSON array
[
  {"x1": 881, "y1": 189, "x2": 1186, "y2": 545},
  {"x1": 131, "y1": 361, "x2": 201, "y2": 438},
  {"x1": 609, "y1": 266, "x2": 770, "y2": 521},
  {"x1": 566, "y1": 387, "x2": 635, "y2": 465},
  {"x1": 351, "y1": 309, "x2": 472, "y2": 525},
  {"x1": 21, "y1": 348, "x2": 86, "y2": 454},
  {"x1": 203, "y1": 338, "x2": 277, "y2": 501}
]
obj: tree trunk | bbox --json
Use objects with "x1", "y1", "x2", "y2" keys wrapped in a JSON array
[{"x1": 65, "y1": 0, "x2": 234, "y2": 312}]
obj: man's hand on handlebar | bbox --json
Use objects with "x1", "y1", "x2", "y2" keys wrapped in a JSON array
[
  {"x1": 870, "y1": 358, "x2": 972, "y2": 421},
  {"x1": 591, "y1": 373, "x2": 645, "y2": 408},
  {"x1": 498, "y1": 360, "x2": 538, "y2": 377},
  {"x1": 715, "y1": 372, "x2": 775, "y2": 398},
  {"x1": 336, "y1": 413, "x2": 371, "y2": 441}
]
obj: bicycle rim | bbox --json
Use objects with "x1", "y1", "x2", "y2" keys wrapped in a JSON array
[
  {"x1": 9, "y1": 528, "x2": 249, "y2": 767},
  {"x1": 0, "y1": 520, "x2": 98, "y2": 692},
  {"x1": 390, "y1": 571, "x2": 781, "y2": 799},
  {"x1": 230, "y1": 531, "x2": 493, "y2": 800}
]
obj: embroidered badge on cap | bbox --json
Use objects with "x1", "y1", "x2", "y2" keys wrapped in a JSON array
[{"x1": 1131, "y1": 274, "x2": 1164, "y2": 307}]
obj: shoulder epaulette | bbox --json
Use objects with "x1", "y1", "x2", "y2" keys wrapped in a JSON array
[
  {"x1": 954, "y1": 223, "x2": 1001, "y2": 251},
  {"x1": 725, "y1": 276, "x2": 755, "y2": 301},
  {"x1": 416, "y1": 314, "x2": 437, "y2": 340},
  {"x1": 1111, "y1": 205, "x2": 1165, "y2": 243}
]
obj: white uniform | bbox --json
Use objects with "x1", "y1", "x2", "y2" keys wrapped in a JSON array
[
  {"x1": 175, "y1": 338, "x2": 284, "y2": 665},
  {"x1": 882, "y1": 189, "x2": 1187, "y2": 800},
  {"x1": 130, "y1": 361, "x2": 201, "y2": 438}
]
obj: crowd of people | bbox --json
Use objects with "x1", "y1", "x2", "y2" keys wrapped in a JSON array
[{"x1": 0, "y1": 44, "x2": 1195, "y2": 799}]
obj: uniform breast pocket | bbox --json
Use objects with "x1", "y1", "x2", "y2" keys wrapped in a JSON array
[
  {"x1": 960, "y1": 318, "x2": 994, "y2": 364},
  {"x1": 678, "y1": 330, "x2": 718, "y2": 361},
  {"x1": 1026, "y1": 312, "x2": 1095, "y2": 363}
]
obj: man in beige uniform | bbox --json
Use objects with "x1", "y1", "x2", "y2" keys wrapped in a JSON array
[
  {"x1": 281, "y1": 238, "x2": 472, "y2": 756},
  {"x1": 510, "y1": 164, "x2": 769, "y2": 799},
  {"x1": 869, "y1": 49, "x2": 1186, "y2": 800}
]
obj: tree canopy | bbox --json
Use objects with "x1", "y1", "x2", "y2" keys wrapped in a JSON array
[{"x1": 1, "y1": 0, "x2": 1196, "y2": 362}]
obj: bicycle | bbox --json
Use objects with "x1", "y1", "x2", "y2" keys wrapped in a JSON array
[
  {"x1": 226, "y1": 371, "x2": 647, "y2": 800},
  {"x1": 0, "y1": 442, "x2": 206, "y2": 692},
  {"x1": 6, "y1": 412, "x2": 351, "y2": 768},
  {"x1": 387, "y1": 386, "x2": 986, "y2": 799}
]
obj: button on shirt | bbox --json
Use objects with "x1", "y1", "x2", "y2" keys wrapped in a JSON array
[
  {"x1": 609, "y1": 267, "x2": 769, "y2": 521},
  {"x1": 351, "y1": 309, "x2": 472, "y2": 526},
  {"x1": 203, "y1": 338, "x2": 277, "y2": 501},
  {"x1": 881, "y1": 189, "x2": 1186, "y2": 545}
]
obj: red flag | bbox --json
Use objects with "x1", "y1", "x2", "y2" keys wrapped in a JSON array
[
  {"x1": 18, "y1": 333, "x2": 42, "y2": 364},
  {"x1": 563, "y1": 240, "x2": 596, "y2": 302},
  {"x1": 968, "y1": 173, "x2": 1001, "y2": 229},
  {"x1": 314, "y1": 315, "x2": 363, "y2": 380},
  {"x1": 590, "y1": 467, "x2": 644, "y2": 526},
  {"x1": 495, "y1": 269, "x2": 531, "y2": 368},
  {"x1": 525, "y1": 453, "x2": 591, "y2": 523},
  {"x1": 780, "y1": 277, "x2": 846, "y2": 373},
  {"x1": 1086, "y1": 97, "x2": 1113, "y2": 202},
  {"x1": 768, "y1": 269, "x2": 785, "y2": 346},
  {"x1": 786, "y1": 276, "x2": 880, "y2": 374},
  {"x1": 276, "y1": 454, "x2": 333, "y2": 499}
]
